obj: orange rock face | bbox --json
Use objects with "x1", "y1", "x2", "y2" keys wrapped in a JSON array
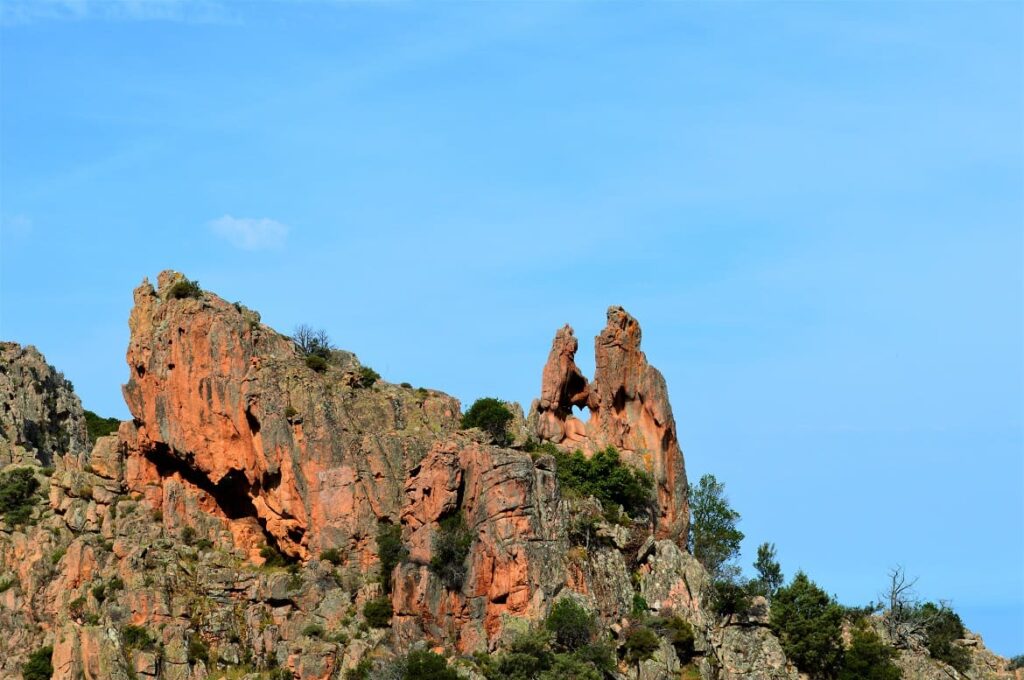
[
  {"x1": 122, "y1": 271, "x2": 462, "y2": 562},
  {"x1": 393, "y1": 437, "x2": 563, "y2": 651},
  {"x1": 531, "y1": 306, "x2": 689, "y2": 544}
]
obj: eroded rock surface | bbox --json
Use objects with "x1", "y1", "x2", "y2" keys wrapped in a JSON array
[
  {"x1": 530, "y1": 307, "x2": 689, "y2": 543},
  {"x1": 0, "y1": 272, "x2": 1015, "y2": 680},
  {"x1": 0, "y1": 342, "x2": 88, "y2": 466}
]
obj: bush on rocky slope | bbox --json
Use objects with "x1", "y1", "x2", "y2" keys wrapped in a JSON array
[
  {"x1": 461, "y1": 397, "x2": 514, "y2": 445},
  {"x1": 430, "y1": 511, "x2": 473, "y2": 590},
  {"x1": 0, "y1": 466, "x2": 39, "y2": 526},
  {"x1": 770, "y1": 572, "x2": 845, "y2": 678}
]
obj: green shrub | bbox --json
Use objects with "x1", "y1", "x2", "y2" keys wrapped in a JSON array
[
  {"x1": 356, "y1": 366, "x2": 380, "y2": 388},
  {"x1": 377, "y1": 521, "x2": 407, "y2": 593},
  {"x1": 838, "y1": 622, "x2": 902, "y2": 680},
  {"x1": 623, "y1": 625, "x2": 660, "y2": 665},
  {"x1": 552, "y1": 447, "x2": 653, "y2": 518},
  {"x1": 710, "y1": 577, "x2": 754, "y2": 617},
  {"x1": 121, "y1": 624, "x2": 155, "y2": 650},
  {"x1": 345, "y1": 659, "x2": 373, "y2": 680},
  {"x1": 400, "y1": 382, "x2": 413, "y2": 389},
  {"x1": 305, "y1": 355, "x2": 329, "y2": 372},
  {"x1": 260, "y1": 544, "x2": 288, "y2": 568},
  {"x1": 181, "y1": 526, "x2": 196, "y2": 544},
  {"x1": 491, "y1": 628, "x2": 555, "y2": 679},
  {"x1": 363, "y1": 596, "x2": 393, "y2": 628},
  {"x1": 22, "y1": 644, "x2": 53, "y2": 680},
  {"x1": 687, "y1": 473, "x2": 744, "y2": 579},
  {"x1": 545, "y1": 598, "x2": 595, "y2": 652},
  {"x1": 302, "y1": 623, "x2": 325, "y2": 638},
  {"x1": 84, "y1": 410, "x2": 119, "y2": 444},
  {"x1": 405, "y1": 649, "x2": 459, "y2": 680},
  {"x1": 0, "y1": 467, "x2": 39, "y2": 526},
  {"x1": 168, "y1": 278, "x2": 202, "y2": 300},
  {"x1": 652, "y1": 614, "x2": 696, "y2": 663},
  {"x1": 461, "y1": 398, "x2": 514, "y2": 445},
  {"x1": 50, "y1": 548, "x2": 66, "y2": 565},
  {"x1": 320, "y1": 548, "x2": 343, "y2": 565},
  {"x1": 919, "y1": 602, "x2": 970, "y2": 672},
  {"x1": 0, "y1": 576, "x2": 15, "y2": 592},
  {"x1": 195, "y1": 538, "x2": 214, "y2": 550},
  {"x1": 284, "y1": 405, "x2": 298, "y2": 419},
  {"x1": 187, "y1": 635, "x2": 210, "y2": 665},
  {"x1": 429, "y1": 512, "x2": 473, "y2": 590},
  {"x1": 91, "y1": 582, "x2": 107, "y2": 603},
  {"x1": 1008, "y1": 655, "x2": 1024, "y2": 670},
  {"x1": 540, "y1": 653, "x2": 602, "y2": 680},
  {"x1": 770, "y1": 572, "x2": 844, "y2": 678},
  {"x1": 631, "y1": 593, "x2": 649, "y2": 617}
]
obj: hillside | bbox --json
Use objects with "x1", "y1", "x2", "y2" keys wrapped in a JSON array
[{"x1": 0, "y1": 270, "x2": 1016, "y2": 680}]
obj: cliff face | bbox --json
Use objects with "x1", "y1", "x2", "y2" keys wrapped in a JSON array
[
  {"x1": 122, "y1": 271, "x2": 462, "y2": 563},
  {"x1": 530, "y1": 307, "x2": 689, "y2": 544},
  {"x1": 0, "y1": 342, "x2": 88, "y2": 467},
  {"x1": 0, "y1": 272, "x2": 1015, "y2": 680}
]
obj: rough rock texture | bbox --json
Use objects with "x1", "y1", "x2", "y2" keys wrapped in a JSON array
[
  {"x1": 122, "y1": 271, "x2": 462, "y2": 561},
  {"x1": 0, "y1": 341, "x2": 88, "y2": 466},
  {"x1": 0, "y1": 272, "x2": 1015, "y2": 680},
  {"x1": 530, "y1": 307, "x2": 689, "y2": 544}
]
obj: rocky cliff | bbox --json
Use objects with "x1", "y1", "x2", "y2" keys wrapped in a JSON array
[{"x1": 0, "y1": 271, "x2": 1015, "y2": 680}]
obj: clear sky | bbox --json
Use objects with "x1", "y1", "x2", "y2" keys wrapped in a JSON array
[{"x1": 1, "y1": 0, "x2": 1021, "y2": 657}]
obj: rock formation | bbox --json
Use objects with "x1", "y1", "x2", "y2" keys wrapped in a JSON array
[
  {"x1": 0, "y1": 342, "x2": 88, "y2": 467},
  {"x1": 0, "y1": 272, "x2": 1015, "y2": 680},
  {"x1": 531, "y1": 307, "x2": 689, "y2": 544}
]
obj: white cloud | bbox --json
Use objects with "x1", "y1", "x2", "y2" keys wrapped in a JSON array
[{"x1": 208, "y1": 215, "x2": 288, "y2": 251}]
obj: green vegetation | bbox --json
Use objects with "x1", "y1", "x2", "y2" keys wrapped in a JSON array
[
  {"x1": 377, "y1": 521, "x2": 407, "y2": 593},
  {"x1": 752, "y1": 542, "x2": 783, "y2": 599},
  {"x1": 356, "y1": 366, "x2": 380, "y2": 388},
  {"x1": 709, "y1": 577, "x2": 754, "y2": 617},
  {"x1": 187, "y1": 634, "x2": 210, "y2": 665},
  {"x1": 919, "y1": 602, "x2": 970, "y2": 672},
  {"x1": 305, "y1": 355, "x2": 329, "y2": 372},
  {"x1": 345, "y1": 659, "x2": 373, "y2": 680},
  {"x1": 430, "y1": 512, "x2": 473, "y2": 590},
  {"x1": 84, "y1": 410, "x2": 119, "y2": 444},
  {"x1": 405, "y1": 649, "x2": 460, "y2": 680},
  {"x1": 480, "y1": 603, "x2": 615, "y2": 680},
  {"x1": 1008, "y1": 655, "x2": 1024, "y2": 670},
  {"x1": 687, "y1": 473, "x2": 744, "y2": 579},
  {"x1": 838, "y1": 623, "x2": 902, "y2": 680},
  {"x1": 623, "y1": 625, "x2": 660, "y2": 666},
  {"x1": 22, "y1": 644, "x2": 53, "y2": 680},
  {"x1": 0, "y1": 576, "x2": 15, "y2": 593},
  {"x1": 0, "y1": 466, "x2": 39, "y2": 526},
  {"x1": 461, "y1": 398, "x2": 514, "y2": 445},
  {"x1": 168, "y1": 278, "x2": 202, "y2": 300},
  {"x1": 551, "y1": 446, "x2": 653, "y2": 519},
  {"x1": 121, "y1": 624, "x2": 156, "y2": 650},
  {"x1": 770, "y1": 572, "x2": 844, "y2": 678},
  {"x1": 320, "y1": 548, "x2": 343, "y2": 566},
  {"x1": 544, "y1": 599, "x2": 595, "y2": 652},
  {"x1": 259, "y1": 544, "x2": 288, "y2": 568},
  {"x1": 363, "y1": 596, "x2": 393, "y2": 628},
  {"x1": 650, "y1": 614, "x2": 696, "y2": 664},
  {"x1": 302, "y1": 623, "x2": 325, "y2": 638}
]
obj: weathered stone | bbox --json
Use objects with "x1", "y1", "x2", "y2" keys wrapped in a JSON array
[
  {"x1": 530, "y1": 308, "x2": 689, "y2": 544},
  {"x1": 0, "y1": 341, "x2": 88, "y2": 467}
]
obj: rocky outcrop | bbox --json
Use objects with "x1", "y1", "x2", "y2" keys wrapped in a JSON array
[
  {"x1": 0, "y1": 342, "x2": 88, "y2": 466},
  {"x1": 122, "y1": 271, "x2": 461, "y2": 562},
  {"x1": 393, "y1": 435, "x2": 565, "y2": 651},
  {"x1": 0, "y1": 273, "x2": 1016, "y2": 680},
  {"x1": 530, "y1": 307, "x2": 689, "y2": 544}
]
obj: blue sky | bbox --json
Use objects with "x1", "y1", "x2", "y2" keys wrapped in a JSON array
[{"x1": 1, "y1": 0, "x2": 1021, "y2": 656}]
